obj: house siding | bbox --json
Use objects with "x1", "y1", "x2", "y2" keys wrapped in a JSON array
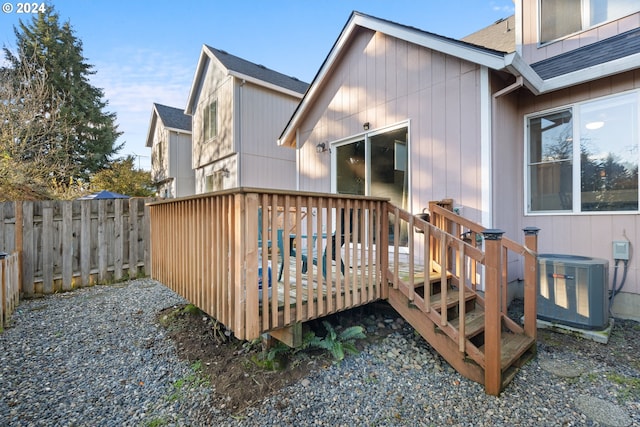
[
  {"x1": 494, "y1": 70, "x2": 640, "y2": 302},
  {"x1": 296, "y1": 29, "x2": 484, "y2": 223},
  {"x1": 192, "y1": 70, "x2": 234, "y2": 173},
  {"x1": 237, "y1": 83, "x2": 297, "y2": 190},
  {"x1": 169, "y1": 132, "x2": 195, "y2": 197},
  {"x1": 520, "y1": 0, "x2": 640, "y2": 64},
  {"x1": 150, "y1": 124, "x2": 168, "y2": 185}
]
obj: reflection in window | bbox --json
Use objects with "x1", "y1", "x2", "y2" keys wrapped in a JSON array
[
  {"x1": 336, "y1": 140, "x2": 365, "y2": 196},
  {"x1": 203, "y1": 99, "x2": 217, "y2": 141},
  {"x1": 580, "y1": 93, "x2": 638, "y2": 211},
  {"x1": 527, "y1": 92, "x2": 639, "y2": 213},
  {"x1": 539, "y1": 0, "x2": 639, "y2": 44},
  {"x1": 528, "y1": 110, "x2": 574, "y2": 211}
]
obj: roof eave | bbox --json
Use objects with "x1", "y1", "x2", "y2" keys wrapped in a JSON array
[
  {"x1": 229, "y1": 71, "x2": 306, "y2": 99},
  {"x1": 537, "y1": 52, "x2": 640, "y2": 93},
  {"x1": 145, "y1": 108, "x2": 159, "y2": 148},
  {"x1": 185, "y1": 46, "x2": 222, "y2": 115}
]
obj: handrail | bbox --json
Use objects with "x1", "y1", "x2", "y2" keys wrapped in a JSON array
[{"x1": 387, "y1": 201, "x2": 539, "y2": 393}]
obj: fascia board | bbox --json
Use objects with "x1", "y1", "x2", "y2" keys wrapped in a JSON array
[
  {"x1": 352, "y1": 14, "x2": 507, "y2": 70},
  {"x1": 165, "y1": 127, "x2": 192, "y2": 135},
  {"x1": 185, "y1": 46, "x2": 227, "y2": 115},
  {"x1": 539, "y1": 53, "x2": 640, "y2": 93},
  {"x1": 145, "y1": 110, "x2": 158, "y2": 148},
  {"x1": 278, "y1": 17, "x2": 359, "y2": 147},
  {"x1": 228, "y1": 71, "x2": 305, "y2": 99}
]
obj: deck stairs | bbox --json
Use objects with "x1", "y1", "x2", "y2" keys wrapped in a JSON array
[
  {"x1": 388, "y1": 271, "x2": 536, "y2": 392},
  {"x1": 386, "y1": 204, "x2": 538, "y2": 394}
]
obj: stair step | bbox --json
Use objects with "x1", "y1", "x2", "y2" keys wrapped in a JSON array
[
  {"x1": 429, "y1": 288, "x2": 475, "y2": 311},
  {"x1": 398, "y1": 270, "x2": 451, "y2": 288},
  {"x1": 479, "y1": 333, "x2": 536, "y2": 372},
  {"x1": 448, "y1": 306, "x2": 485, "y2": 338}
]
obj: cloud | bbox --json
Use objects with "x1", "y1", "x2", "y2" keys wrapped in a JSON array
[
  {"x1": 490, "y1": 1, "x2": 515, "y2": 15},
  {"x1": 89, "y1": 47, "x2": 194, "y2": 169}
]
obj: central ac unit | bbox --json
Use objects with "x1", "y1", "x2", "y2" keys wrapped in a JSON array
[{"x1": 537, "y1": 254, "x2": 609, "y2": 330}]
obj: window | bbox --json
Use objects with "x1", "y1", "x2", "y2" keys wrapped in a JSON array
[
  {"x1": 334, "y1": 125, "x2": 409, "y2": 209},
  {"x1": 203, "y1": 99, "x2": 217, "y2": 141},
  {"x1": 540, "y1": 0, "x2": 639, "y2": 44},
  {"x1": 333, "y1": 124, "x2": 409, "y2": 244},
  {"x1": 527, "y1": 92, "x2": 639, "y2": 213}
]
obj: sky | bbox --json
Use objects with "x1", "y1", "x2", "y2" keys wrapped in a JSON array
[{"x1": 0, "y1": 0, "x2": 515, "y2": 171}]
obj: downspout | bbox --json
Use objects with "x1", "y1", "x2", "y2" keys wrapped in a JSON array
[
  {"x1": 485, "y1": 74, "x2": 524, "y2": 227},
  {"x1": 480, "y1": 67, "x2": 492, "y2": 228},
  {"x1": 238, "y1": 79, "x2": 246, "y2": 188},
  {"x1": 296, "y1": 129, "x2": 300, "y2": 191}
]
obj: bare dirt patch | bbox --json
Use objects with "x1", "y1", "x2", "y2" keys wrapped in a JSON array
[{"x1": 156, "y1": 302, "x2": 397, "y2": 414}]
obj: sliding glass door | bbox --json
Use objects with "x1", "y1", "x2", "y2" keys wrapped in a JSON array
[
  {"x1": 332, "y1": 124, "x2": 409, "y2": 244},
  {"x1": 334, "y1": 125, "x2": 408, "y2": 205}
]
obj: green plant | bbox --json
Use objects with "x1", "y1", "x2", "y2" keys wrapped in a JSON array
[
  {"x1": 304, "y1": 320, "x2": 366, "y2": 362},
  {"x1": 145, "y1": 417, "x2": 168, "y2": 427},
  {"x1": 168, "y1": 360, "x2": 208, "y2": 402},
  {"x1": 606, "y1": 372, "x2": 640, "y2": 401},
  {"x1": 182, "y1": 304, "x2": 203, "y2": 315},
  {"x1": 251, "y1": 341, "x2": 290, "y2": 371}
]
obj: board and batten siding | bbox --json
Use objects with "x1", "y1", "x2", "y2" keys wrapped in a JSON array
[
  {"x1": 150, "y1": 122, "x2": 169, "y2": 184},
  {"x1": 296, "y1": 28, "x2": 484, "y2": 224},
  {"x1": 237, "y1": 83, "x2": 297, "y2": 190},
  {"x1": 519, "y1": 0, "x2": 640, "y2": 64},
  {"x1": 169, "y1": 131, "x2": 195, "y2": 197},
  {"x1": 192, "y1": 74, "x2": 234, "y2": 171},
  {"x1": 504, "y1": 70, "x2": 640, "y2": 301}
]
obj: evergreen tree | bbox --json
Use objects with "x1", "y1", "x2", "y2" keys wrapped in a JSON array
[{"x1": 2, "y1": 5, "x2": 122, "y2": 183}]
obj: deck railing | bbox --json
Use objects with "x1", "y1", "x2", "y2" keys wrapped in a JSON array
[
  {"x1": 388, "y1": 202, "x2": 538, "y2": 394},
  {"x1": 149, "y1": 188, "x2": 388, "y2": 340}
]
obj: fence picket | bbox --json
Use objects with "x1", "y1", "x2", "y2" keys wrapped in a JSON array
[{"x1": 0, "y1": 198, "x2": 153, "y2": 299}]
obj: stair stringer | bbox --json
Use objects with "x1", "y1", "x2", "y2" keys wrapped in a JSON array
[{"x1": 387, "y1": 287, "x2": 485, "y2": 386}]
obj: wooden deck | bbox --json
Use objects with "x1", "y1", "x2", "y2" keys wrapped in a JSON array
[{"x1": 148, "y1": 188, "x2": 540, "y2": 396}]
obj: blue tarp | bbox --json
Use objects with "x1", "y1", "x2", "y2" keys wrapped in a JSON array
[{"x1": 78, "y1": 190, "x2": 130, "y2": 200}]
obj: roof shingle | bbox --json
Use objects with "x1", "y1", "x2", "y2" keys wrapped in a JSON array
[
  {"x1": 153, "y1": 103, "x2": 191, "y2": 132},
  {"x1": 205, "y1": 45, "x2": 309, "y2": 94},
  {"x1": 531, "y1": 27, "x2": 640, "y2": 80}
]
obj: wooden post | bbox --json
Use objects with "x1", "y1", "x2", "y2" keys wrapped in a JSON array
[
  {"x1": 482, "y1": 229, "x2": 504, "y2": 396},
  {"x1": 523, "y1": 227, "x2": 540, "y2": 340},
  {"x1": 61, "y1": 202, "x2": 73, "y2": 291},
  {"x1": 14, "y1": 202, "x2": 23, "y2": 294},
  {"x1": 380, "y1": 201, "x2": 389, "y2": 300},
  {"x1": 245, "y1": 193, "x2": 260, "y2": 339}
]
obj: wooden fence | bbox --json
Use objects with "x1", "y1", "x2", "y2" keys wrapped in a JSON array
[
  {"x1": 1, "y1": 252, "x2": 20, "y2": 328},
  {"x1": 0, "y1": 198, "x2": 152, "y2": 297}
]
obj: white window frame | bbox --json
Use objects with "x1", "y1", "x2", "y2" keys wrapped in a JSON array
[
  {"x1": 203, "y1": 99, "x2": 218, "y2": 142},
  {"x1": 524, "y1": 90, "x2": 640, "y2": 216},
  {"x1": 538, "y1": 0, "x2": 640, "y2": 46},
  {"x1": 330, "y1": 120, "x2": 411, "y2": 206}
]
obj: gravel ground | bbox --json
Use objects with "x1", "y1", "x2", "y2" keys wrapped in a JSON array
[{"x1": 1, "y1": 278, "x2": 638, "y2": 427}]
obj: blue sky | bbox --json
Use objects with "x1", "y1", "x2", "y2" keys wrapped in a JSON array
[{"x1": 0, "y1": 1, "x2": 515, "y2": 170}]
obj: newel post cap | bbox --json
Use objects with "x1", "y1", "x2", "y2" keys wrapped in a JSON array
[{"x1": 482, "y1": 229, "x2": 504, "y2": 240}]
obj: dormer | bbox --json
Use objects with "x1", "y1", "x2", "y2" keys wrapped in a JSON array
[{"x1": 517, "y1": 0, "x2": 640, "y2": 64}]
